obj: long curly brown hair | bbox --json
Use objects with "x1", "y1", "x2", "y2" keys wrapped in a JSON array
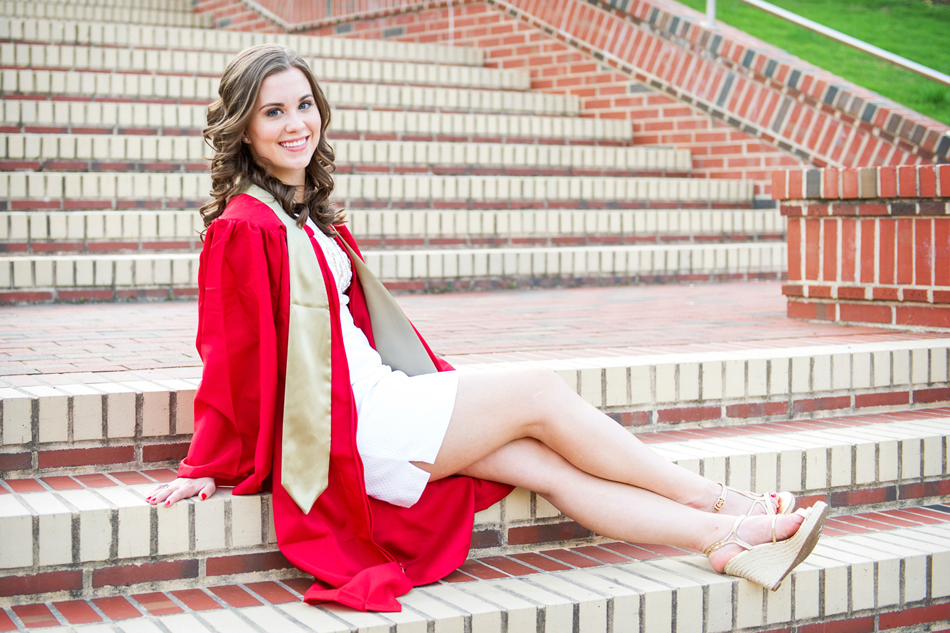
[{"x1": 200, "y1": 44, "x2": 342, "y2": 233}]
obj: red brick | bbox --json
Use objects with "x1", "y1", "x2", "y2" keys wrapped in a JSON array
[
  {"x1": 656, "y1": 405, "x2": 721, "y2": 423},
  {"x1": 879, "y1": 219, "x2": 896, "y2": 284},
  {"x1": 0, "y1": 571, "x2": 82, "y2": 597},
  {"x1": 839, "y1": 302, "x2": 892, "y2": 324},
  {"x1": 0, "y1": 611, "x2": 15, "y2": 632},
  {"x1": 896, "y1": 305, "x2": 950, "y2": 328},
  {"x1": 896, "y1": 218, "x2": 914, "y2": 285},
  {"x1": 771, "y1": 170, "x2": 786, "y2": 199},
  {"x1": 93, "y1": 559, "x2": 198, "y2": 588},
  {"x1": 206, "y1": 552, "x2": 293, "y2": 576},
  {"x1": 508, "y1": 520, "x2": 592, "y2": 545},
  {"x1": 6, "y1": 479, "x2": 44, "y2": 493},
  {"x1": 11, "y1": 605, "x2": 59, "y2": 628},
  {"x1": 918, "y1": 165, "x2": 937, "y2": 197},
  {"x1": 841, "y1": 169, "x2": 859, "y2": 198},
  {"x1": 787, "y1": 299, "x2": 818, "y2": 320},
  {"x1": 840, "y1": 218, "x2": 856, "y2": 282},
  {"x1": 856, "y1": 203, "x2": 887, "y2": 216},
  {"x1": 787, "y1": 220, "x2": 802, "y2": 281},
  {"x1": 878, "y1": 166, "x2": 897, "y2": 197},
  {"x1": 805, "y1": 218, "x2": 820, "y2": 280},
  {"x1": 800, "y1": 616, "x2": 874, "y2": 633},
  {"x1": 793, "y1": 396, "x2": 850, "y2": 414},
  {"x1": 540, "y1": 548, "x2": 602, "y2": 568},
  {"x1": 169, "y1": 589, "x2": 222, "y2": 611},
  {"x1": 913, "y1": 387, "x2": 950, "y2": 404},
  {"x1": 209, "y1": 585, "x2": 262, "y2": 608},
  {"x1": 476, "y1": 556, "x2": 536, "y2": 577},
  {"x1": 37, "y1": 446, "x2": 134, "y2": 469},
  {"x1": 52, "y1": 600, "x2": 101, "y2": 625},
  {"x1": 898, "y1": 165, "x2": 918, "y2": 197},
  {"x1": 855, "y1": 391, "x2": 910, "y2": 408},
  {"x1": 142, "y1": 443, "x2": 190, "y2": 463},
  {"x1": 571, "y1": 545, "x2": 631, "y2": 564},
  {"x1": 939, "y1": 164, "x2": 950, "y2": 196},
  {"x1": 74, "y1": 473, "x2": 116, "y2": 488},
  {"x1": 133, "y1": 592, "x2": 183, "y2": 616},
  {"x1": 823, "y1": 168, "x2": 839, "y2": 198},
  {"x1": 509, "y1": 552, "x2": 572, "y2": 572},
  {"x1": 471, "y1": 529, "x2": 502, "y2": 549},
  {"x1": 830, "y1": 487, "x2": 896, "y2": 507},
  {"x1": 92, "y1": 597, "x2": 142, "y2": 621},
  {"x1": 822, "y1": 220, "x2": 837, "y2": 281},
  {"x1": 243, "y1": 581, "x2": 298, "y2": 604},
  {"x1": 725, "y1": 401, "x2": 789, "y2": 418},
  {"x1": 879, "y1": 603, "x2": 950, "y2": 629},
  {"x1": 41, "y1": 476, "x2": 82, "y2": 490},
  {"x1": 0, "y1": 453, "x2": 30, "y2": 472}
]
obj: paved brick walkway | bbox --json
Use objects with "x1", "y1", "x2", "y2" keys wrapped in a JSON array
[{"x1": 1, "y1": 281, "x2": 944, "y2": 384}]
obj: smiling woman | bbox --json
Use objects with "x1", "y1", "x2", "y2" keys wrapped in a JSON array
[{"x1": 145, "y1": 44, "x2": 828, "y2": 613}]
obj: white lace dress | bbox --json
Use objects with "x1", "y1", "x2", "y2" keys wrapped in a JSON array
[{"x1": 309, "y1": 222, "x2": 458, "y2": 508}]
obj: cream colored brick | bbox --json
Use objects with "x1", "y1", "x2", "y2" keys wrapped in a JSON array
[
  {"x1": 879, "y1": 440, "x2": 899, "y2": 481},
  {"x1": 791, "y1": 566, "x2": 821, "y2": 619},
  {"x1": 96, "y1": 487, "x2": 149, "y2": 559},
  {"x1": 22, "y1": 492, "x2": 71, "y2": 567},
  {"x1": 579, "y1": 367, "x2": 602, "y2": 407},
  {"x1": 194, "y1": 493, "x2": 226, "y2": 552},
  {"x1": 702, "y1": 361, "x2": 722, "y2": 400},
  {"x1": 121, "y1": 382, "x2": 169, "y2": 437},
  {"x1": 873, "y1": 350, "x2": 891, "y2": 387},
  {"x1": 59, "y1": 489, "x2": 111, "y2": 562},
  {"x1": 655, "y1": 364, "x2": 675, "y2": 402},
  {"x1": 791, "y1": 356, "x2": 810, "y2": 393},
  {"x1": 0, "y1": 496, "x2": 33, "y2": 568},
  {"x1": 901, "y1": 438, "x2": 921, "y2": 479},
  {"x1": 96, "y1": 383, "x2": 136, "y2": 438},
  {"x1": 1, "y1": 391, "x2": 32, "y2": 445},
  {"x1": 604, "y1": 366, "x2": 628, "y2": 407},
  {"x1": 473, "y1": 500, "x2": 501, "y2": 527},
  {"x1": 770, "y1": 358, "x2": 789, "y2": 395},
  {"x1": 230, "y1": 493, "x2": 262, "y2": 548},
  {"x1": 156, "y1": 498, "x2": 189, "y2": 555},
  {"x1": 505, "y1": 487, "x2": 531, "y2": 522}
]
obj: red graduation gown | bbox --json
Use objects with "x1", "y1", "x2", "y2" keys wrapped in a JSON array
[{"x1": 178, "y1": 193, "x2": 512, "y2": 611}]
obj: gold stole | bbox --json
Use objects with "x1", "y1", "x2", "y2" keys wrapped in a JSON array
[{"x1": 242, "y1": 184, "x2": 436, "y2": 514}]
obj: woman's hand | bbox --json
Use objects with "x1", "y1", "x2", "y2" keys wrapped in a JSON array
[{"x1": 147, "y1": 477, "x2": 216, "y2": 507}]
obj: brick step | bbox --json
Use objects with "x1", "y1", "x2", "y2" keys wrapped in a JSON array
[
  {"x1": 0, "y1": 1, "x2": 213, "y2": 28},
  {"x1": 0, "y1": 42, "x2": 530, "y2": 91},
  {"x1": 0, "y1": 505, "x2": 949, "y2": 629},
  {"x1": 0, "y1": 411, "x2": 948, "y2": 604},
  {"x1": 0, "y1": 208, "x2": 783, "y2": 255},
  {"x1": 0, "y1": 241, "x2": 784, "y2": 302},
  {"x1": 0, "y1": 134, "x2": 688, "y2": 173},
  {"x1": 0, "y1": 69, "x2": 561, "y2": 113},
  {"x1": 1, "y1": 16, "x2": 486, "y2": 68},
  {"x1": 0, "y1": 172, "x2": 755, "y2": 211},
  {"x1": 13, "y1": 0, "x2": 190, "y2": 10},
  {"x1": 2, "y1": 336, "x2": 947, "y2": 476},
  {"x1": 3, "y1": 100, "x2": 622, "y2": 142}
]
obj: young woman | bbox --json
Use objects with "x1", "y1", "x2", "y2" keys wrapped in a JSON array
[{"x1": 147, "y1": 44, "x2": 827, "y2": 612}]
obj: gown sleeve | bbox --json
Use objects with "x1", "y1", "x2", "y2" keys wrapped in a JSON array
[{"x1": 177, "y1": 217, "x2": 289, "y2": 493}]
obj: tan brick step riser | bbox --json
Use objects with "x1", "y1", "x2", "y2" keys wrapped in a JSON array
[
  {"x1": 1, "y1": 208, "x2": 783, "y2": 249},
  {"x1": 0, "y1": 44, "x2": 530, "y2": 91},
  {"x1": 0, "y1": 135, "x2": 683, "y2": 169},
  {"x1": 3, "y1": 343, "x2": 947, "y2": 474},
  {"x1": 0, "y1": 3, "x2": 213, "y2": 28},
  {"x1": 0, "y1": 17, "x2": 486, "y2": 67},
  {"x1": 0, "y1": 109, "x2": 623, "y2": 142},
  {"x1": 0, "y1": 75, "x2": 570, "y2": 117}
]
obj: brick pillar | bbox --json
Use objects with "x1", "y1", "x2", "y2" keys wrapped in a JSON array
[{"x1": 776, "y1": 165, "x2": 950, "y2": 328}]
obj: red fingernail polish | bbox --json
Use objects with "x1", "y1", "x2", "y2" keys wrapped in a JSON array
[
  {"x1": 200, "y1": 493, "x2": 206, "y2": 500},
  {"x1": 165, "y1": 500, "x2": 170, "y2": 506}
]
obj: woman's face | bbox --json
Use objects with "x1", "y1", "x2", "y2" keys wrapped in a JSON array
[{"x1": 244, "y1": 67, "x2": 321, "y2": 188}]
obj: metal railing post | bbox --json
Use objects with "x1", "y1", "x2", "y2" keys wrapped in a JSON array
[{"x1": 705, "y1": 0, "x2": 717, "y2": 27}]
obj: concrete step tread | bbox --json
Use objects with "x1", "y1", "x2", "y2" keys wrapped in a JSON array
[
  {"x1": 1, "y1": 16, "x2": 486, "y2": 67},
  {"x1": 1, "y1": 503, "x2": 949, "y2": 629}
]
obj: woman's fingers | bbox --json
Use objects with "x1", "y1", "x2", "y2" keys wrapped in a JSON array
[{"x1": 146, "y1": 477, "x2": 215, "y2": 506}]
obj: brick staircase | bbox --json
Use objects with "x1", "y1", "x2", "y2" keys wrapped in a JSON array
[{"x1": 0, "y1": 1, "x2": 949, "y2": 632}]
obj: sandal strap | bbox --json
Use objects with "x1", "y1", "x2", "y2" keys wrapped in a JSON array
[
  {"x1": 711, "y1": 482, "x2": 727, "y2": 513},
  {"x1": 703, "y1": 515, "x2": 755, "y2": 556}
]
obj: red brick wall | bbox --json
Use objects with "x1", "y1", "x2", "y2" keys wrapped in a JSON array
[
  {"x1": 192, "y1": 0, "x2": 282, "y2": 32},
  {"x1": 777, "y1": 164, "x2": 950, "y2": 328}
]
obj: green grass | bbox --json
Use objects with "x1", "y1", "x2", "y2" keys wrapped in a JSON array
[{"x1": 673, "y1": 0, "x2": 950, "y2": 125}]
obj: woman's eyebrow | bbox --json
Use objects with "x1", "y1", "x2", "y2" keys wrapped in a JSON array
[{"x1": 259, "y1": 94, "x2": 314, "y2": 111}]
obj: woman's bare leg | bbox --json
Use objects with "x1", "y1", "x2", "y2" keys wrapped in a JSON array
[
  {"x1": 457, "y1": 438, "x2": 803, "y2": 572},
  {"x1": 418, "y1": 368, "x2": 769, "y2": 515}
]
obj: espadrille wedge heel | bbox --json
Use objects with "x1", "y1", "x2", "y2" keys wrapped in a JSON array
[
  {"x1": 704, "y1": 501, "x2": 829, "y2": 591},
  {"x1": 710, "y1": 483, "x2": 796, "y2": 516}
]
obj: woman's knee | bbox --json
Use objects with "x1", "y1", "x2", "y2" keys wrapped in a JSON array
[{"x1": 516, "y1": 367, "x2": 578, "y2": 434}]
